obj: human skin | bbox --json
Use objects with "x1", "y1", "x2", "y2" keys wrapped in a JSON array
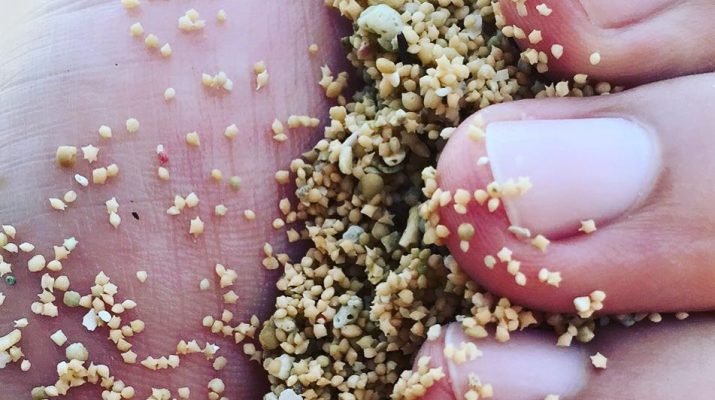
[
  {"x1": 421, "y1": 1, "x2": 715, "y2": 399},
  {"x1": 1, "y1": 1, "x2": 715, "y2": 399},
  {"x1": 0, "y1": 1, "x2": 349, "y2": 398}
]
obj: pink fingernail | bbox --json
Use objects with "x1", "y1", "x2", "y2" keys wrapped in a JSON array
[
  {"x1": 486, "y1": 118, "x2": 659, "y2": 239},
  {"x1": 442, "y1": 325, "x2": 588, "y2": 399}
]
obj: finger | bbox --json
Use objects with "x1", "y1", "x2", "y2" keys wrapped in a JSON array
[
  {"x1": 497, "y1": 0, "x2": 715, "y2": 85},
  {"x1": 0, "y1": 0, "x2": 346, "y2": 398},
  {"x1": 417, "y1": 315, "x2": 715, "y2": 400},
  {"x1": 436, "y1": 73, "x2": 715, "y2": 314}
]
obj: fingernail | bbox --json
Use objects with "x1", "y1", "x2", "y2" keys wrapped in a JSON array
[
  {"x1": 427, "y1": 325, "x2": 588, "y2": 399},
  {"x1": 579, "y1": 0, "x2": 679, "y2": 28},
  {"x1": 486, "y1": 118, "x2": 659, "y2": 239}
]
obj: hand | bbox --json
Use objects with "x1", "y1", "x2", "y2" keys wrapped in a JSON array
[
  {"x1": 419, "y1": 1, "x2": 715, "y2": 399},
  {"x1": 0, "y1": 1, "x2": 347, "y2": 398}
]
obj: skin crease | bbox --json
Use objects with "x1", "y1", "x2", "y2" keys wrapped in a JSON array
[
  {"x1": 0, "y1": 1, "x2": 349, "y2": 398},
  {"x1": 1, "y1": 1, "x2": 715, "y2": 400}
]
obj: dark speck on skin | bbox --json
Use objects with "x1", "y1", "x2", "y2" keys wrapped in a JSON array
[{"x1": 131, "y1": 212, "x2": 139, "y2": 220}]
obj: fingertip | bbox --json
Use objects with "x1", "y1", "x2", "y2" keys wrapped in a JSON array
[
  {"x1": 435, "y1": 103, "x2": 660, "y2": 314},
  {"x1": 416, "y1": 330, "x2": 456, "y2": 400},
  {"x1": 437, "y1": 113, "x2": 564, "y2": 311},
  {"x1": 497, "y1": 0, "x2": 606, "y2": 79},
  {"x1": 497, "y1": 0, "x2": 715, "y2": 85},
  {"x1": 417, "y1": 324, "x2": 589, "y2": 400},
  {"x1": 436, "y1": 75, "x2": 715, "y2": 314}
]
